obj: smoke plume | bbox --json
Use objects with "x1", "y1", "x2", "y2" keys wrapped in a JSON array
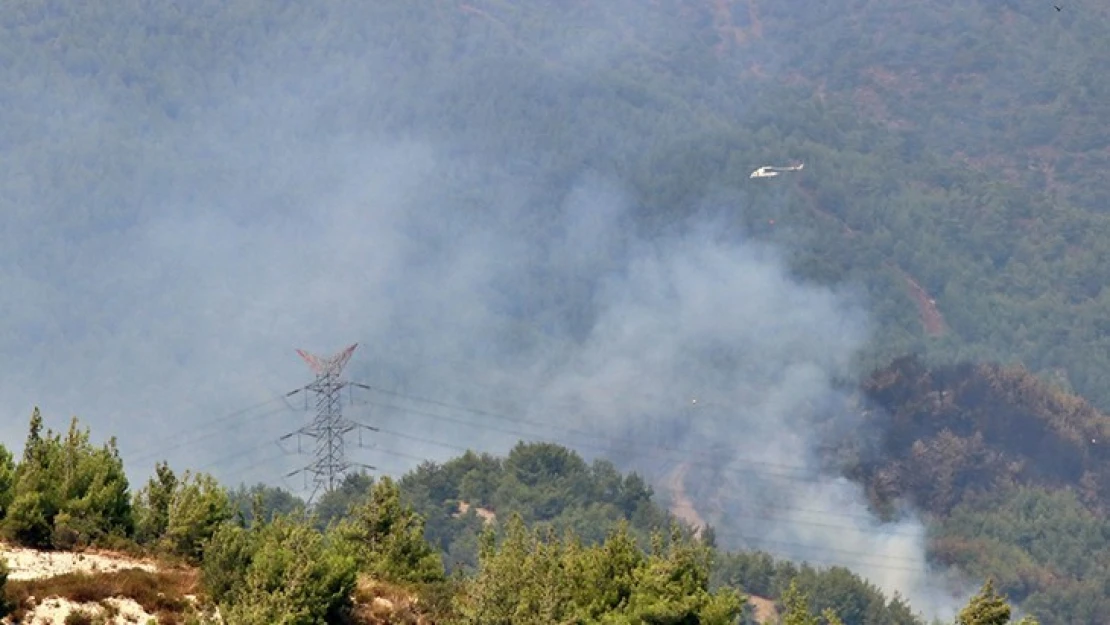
[{"x1": 0, "y1": 2, "x2": 971, "y2": 619}]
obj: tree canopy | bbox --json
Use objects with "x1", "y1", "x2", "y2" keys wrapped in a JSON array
[
  {"x1": 3, "y1": 406, "x2": 1103, "y2": 623},
  {"x1": 5, "y1": 0, "x2": 1110, "y2": 621}
]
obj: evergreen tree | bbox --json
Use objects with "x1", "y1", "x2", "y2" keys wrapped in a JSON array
[
  {"x1": 956, "y1": 579, "x2": 1039, "y2": 625},
  {"x1": 163, "y1": 470, "x2": 233, "y2": 562},
  {"x1": 132, "y1": 461, "x2": 178, "y2": 545},
  {"x1": 334, "y1": 475, "x2": 445, "y2": 584}
]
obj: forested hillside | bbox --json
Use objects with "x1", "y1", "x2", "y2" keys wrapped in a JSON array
[
  {"x1": 745, "y1": 0, "x2": 1110, "y2": 405},
  {"x1": 5, "y1": 0, "x2": 1110, "y2": 623},
  {"x1": 0, "y1": 411, "x2": 946, "y2": 624},
  {"x1": 6, "y1": 368, "x2": 1105, "y2": 621},
  {"x1": 5, "y1": 0, "x2": 1110, "y2": 409},
  {"x1": 839, "y1": 356, "x2": 1110, "y2": 623}
]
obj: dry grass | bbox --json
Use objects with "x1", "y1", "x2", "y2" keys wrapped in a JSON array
[
  {"x1": 346, "y1": 577, "x2": 438, "y2": 625},
  {"x1": 63, "y1": 608, "x2": 98, "y2": 625},
  {"x1": 4, "y1": 565, "x2": 201, "y2": 624},
  {"x1": 1, "y1": 541, "x2": 457, "y2": 624}
]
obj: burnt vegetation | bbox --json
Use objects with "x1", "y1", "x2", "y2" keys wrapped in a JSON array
[
  {"x1": 856, "y1": 355, "x2": 1110, "y2": 515},
  {"x1": 842, "y1": 356, "x2": 1110, "y2": 620},
  {"x1": 4, "y1": 0, "x2": 1110, "y2": 623},
  {"x1": 2, "y1": 381, "x2": 1105, "y2": 623},
  {"x1": 0, "y1": 410, "x2": 927, "y2": 624}
]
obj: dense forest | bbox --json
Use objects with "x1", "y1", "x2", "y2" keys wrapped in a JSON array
[
  {"x1": 0, "y1": 409, "x2": 1044, "y2": 623},
  {"x1": 5, "y1": 365, "x2": 1106, "y2": 622},
  {"x1": 5, "y1": 0, "x2": 1110, "y2": 409},
  {"x1": 4, "y1": 0, "x2": 1110, "y2": 623},
  {"x1": 844, "y1": 356, "x2": 1110, "y2": 622}
]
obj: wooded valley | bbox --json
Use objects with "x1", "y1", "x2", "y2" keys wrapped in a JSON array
[{"x1": 3, "y1": 0, "x2": 1109, "y2": 623}]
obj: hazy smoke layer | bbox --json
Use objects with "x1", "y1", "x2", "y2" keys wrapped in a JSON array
[
  {"x1": 504, "y1": 200, "x2": 970, "y2": 621},
  {"x1": 0, "y1": 3, "x2": 970, "y2": 619}
]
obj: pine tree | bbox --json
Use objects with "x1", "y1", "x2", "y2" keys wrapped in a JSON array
[
  {"x1": 956, "y1": 579, "x2": 1039, "y2": 625},
  {"x1": 335, "y1": 475, "x2": 445, "y2": 584}
]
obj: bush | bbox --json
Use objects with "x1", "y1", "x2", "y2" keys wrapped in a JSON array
[
  {"x1": 202, "y1": 512, "x2": 358, "y2": 625},
  {"x1": 64, "y1": 609, "x2": 98, "y2": 625},
  {"x1": 334, "y1": 476, "x2": 445, "y2": 585},
  {"x1": 3, "y1": 410, "x2": 133, "y2": 550}
]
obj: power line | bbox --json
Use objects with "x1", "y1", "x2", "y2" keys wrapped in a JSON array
[
  {"x1": 363, "y1": 396, "x2": 865, "y2": 488},
  {"x1": 371, "y1": 421, "x2": 927, "y2": 538},
  {"x1": 365, "y1": 429, "x2": 944, "y2": 574},
  {"x1": 366, "y1": 431, "x2": 958, "y2": 577},
  {"x1": 364, "y1": 386, "x2": 844, "y2": 477},
  {"x1": 124, "y1": 380, "x2": 922, "y2": 533},
  {"x1": 165, "y1": 394, "x2": 288, "y2": 436},
  {"x1": 337, "y1": 390, "x2": 936, "y2": 535},
  {"x1": 114, "y1": 374, "x2": 953, "y2": 575},
  {"x1": 211, "y1": 432, "x2": 941, "y2": 574},
  {"x1": 367, "y1": 398, "x2": 814, "y2": 479},
  {"x1": 153, "y1": 426, "x2": 944, "y2": 576},
  {"x1": 128, "y1": 374, "x2": 857, "y2": 487},
  {"x1": 117, "y1": 395, "x2": 954, "y2": 577},
  {"x1": 129, "y1": 402, "x2": 292, "y2": 469}
]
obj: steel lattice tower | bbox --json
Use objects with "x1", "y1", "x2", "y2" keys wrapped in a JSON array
[{"x1": 280, "y1": 343, "x2": 377, "y2": 504}]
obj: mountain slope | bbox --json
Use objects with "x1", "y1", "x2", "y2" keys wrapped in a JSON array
[
  {"x1": 733, "y1": 0, "x2": 1110, "y2": 406},
  {"x1": 842, "y1": 355, "x2": 1110, "y2": 623},
  {"x1": 6, "y1": 0, "x2": 1110, "y2": 415},
  {"x1": 855, "y1": 355, "x2": 1110, "y2": 515}
]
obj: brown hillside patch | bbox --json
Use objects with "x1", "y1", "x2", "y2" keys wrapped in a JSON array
[
  {"x1": 708, "y1": 0, "x2": 763, "y2": 54},
  {"x1": 454, "y1": 501, "x2": 497, "y2": 524},
  {"x1": 4, "y1": 567, "x2": 200, "y2": 624},
  {"x1": 349, "y1": 577, "x2": 434, "y2": 625},
  {"x1": 1, "y1": 542, "x2": 158, "y2": 581},
  {"x1": 665, "y1": 463, "x2": 706, "y2": 536},
  {"x1": 885, "y1": 261, "x2": 946, "y2": 336},
  {"x1": 748, "y1": 594, "x2": 779, "y2": 623}
]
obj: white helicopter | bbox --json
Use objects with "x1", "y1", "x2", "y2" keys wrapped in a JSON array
[{"x1": 750, "y1": 162, "x2": 804, "y2": 179}]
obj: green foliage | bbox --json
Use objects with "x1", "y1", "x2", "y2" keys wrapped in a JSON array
[
  {"x1": 2, "y1": 7, "x2": 1110, "y2": 619},
  {"x1": 226, "y1": 482, "x2": 306, "y2": 528},
  {"x1": 399, "y1": 442, "x2": 672, "y2": 573},
  {"x1": 780, "y1": 580, "x2": 824, "y2": 625},
  {"x1": 200, "y1": 521, "x2": 258, "y2": 607},
  {"x1": 3, "y1": 409, "x2": 132, "y2": 549},
  {"x1": 310, "y1": 472, "x2": 374, "y2": 531},
  {"x1": 4, "y1": 6, "x2": 1110, "y2": 620},
  {"x1": 620, "y1": 525, "x2": 745, "y2": 624},
  {"x1": 453, "y1": 514, "x2": 744, "y2": 624},
  {"x1": 203, "y1": 512, "x2": 358, "y2": 625},
  {"x1": 131, "y1": 461, "x2": 177, "y2": 546},
  {"x1": 393, "y1": 442, "x2": 930, "y2": 622},
  {"x1": 930, "y1": 486, "x2": 1110, "y2": 623},
  {"x1": 849, "y1": 356, "x2": 1110, "y2": 623},
  {"x1": 956, "y1": 579, "x2": 1039, "y2": 625},
  {"x1": 3, "y1": 401, "x2": 1105, "y2": 625},
  {"x1": 772, "y1": 578, "x2": 849, "y2": 625},
  {"x1": 0, "y1": 556, "x2": 12, "y2": 619},
  {"x1": 713, "y1": 551, "x2": 922, "y2": 625},
  {"x1": 162, "y1": 470, "x2": 233, "y2": 563},
  {"x1": 0, "y1": 444, "x2": 14, "y2": 522},
  {"x1": 334, "y1": 475, "x2": 445, "y2": 585},
  {"x1": 13, "y1": 0, "x2": 1110, "y2": 415},
  {"x1": 0, "y1": 415, "x2": 928, "y2": 623}
]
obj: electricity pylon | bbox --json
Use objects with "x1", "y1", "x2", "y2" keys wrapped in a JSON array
[{"x1": 279, "y1": 343, "x2": 377, "y2": 505}]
